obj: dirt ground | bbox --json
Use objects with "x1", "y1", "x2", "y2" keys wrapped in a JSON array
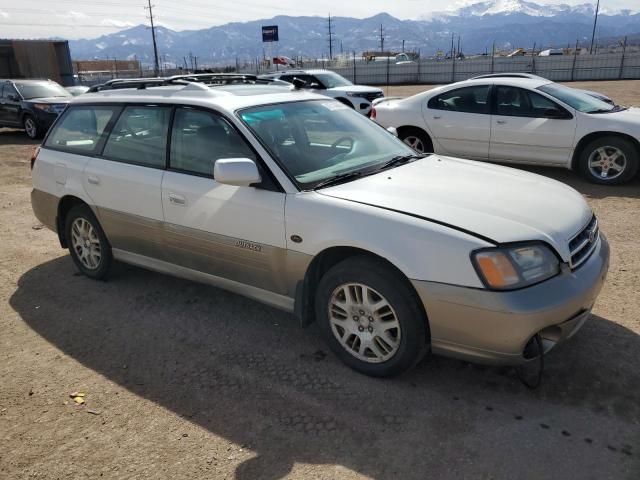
[{"x1": 1, "y1": 80, "x2": 640, "y2": 480}]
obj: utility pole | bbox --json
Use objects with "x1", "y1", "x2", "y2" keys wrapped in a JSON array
[
  {"x1": 379, "y1": 24, "x2": 385, "y2": 53},
  {"x1": 327, "y1": 14, "x2": 335, "y2": 60},
  {"x1": 402, "y1": 39, "x2": 405, "y2": 53},
  {"x1": 145, "y1": 0, "x2": 160, "y2": 76},
  {"x1": 589, "y1": 0, "x2": 600, "y2": 54}
]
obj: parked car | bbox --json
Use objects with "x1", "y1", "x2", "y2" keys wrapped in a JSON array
[
  {"x1": 31, "y1": 78, "x2": 608, "y2": 377},
  {"x1": 470, "y1": 73, "x2": 614, "y2": 105},
  {"x1": 65, "y1": 85, "x2": 90, "y2": 96},
  {"x1": 0, "y1": 79, "x2": 72, "y2": 139},
  {"x1": 372, "y1": 77, "x2": 639, "y2": 184},
  {"x1": 260, "y1": 69, "x2": 383, "y2": 116}
]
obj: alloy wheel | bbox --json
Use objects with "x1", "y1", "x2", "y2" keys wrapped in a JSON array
[
  {"x1": 402, "y1": 135, "x2": 425, "y2": 153},
  {"x1": 24, "y1": 117, "x2": 37, "y2": 139},
  {"x1": 328, "y1": 283, "x2": 401, "y2": 364},
  {"x1": 587, "y1": 146, "x2": 627, "y2": 180},
  {"x1": 70, "y1": 217, "x2": 102, "y2": 270}
]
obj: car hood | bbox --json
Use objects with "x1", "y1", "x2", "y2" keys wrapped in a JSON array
[
  {"x1": 330, "y1": 85, "x2": 383, "y2": 94},
  {"x1": 318, "y1": 155, "x2": 592, "y2": 261},
  {"x1": 25, "y1": 96, "x2": 72, "y2": 104}
]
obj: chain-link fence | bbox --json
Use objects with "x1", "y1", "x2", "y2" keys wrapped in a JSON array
[{"x1": 240, "y1": 51, "x2": 640, "y2": 86}]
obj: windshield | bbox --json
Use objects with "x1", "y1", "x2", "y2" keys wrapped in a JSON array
[
  {"x1": 537, "y1": 83, "x2": 614, "y2": 113},
  {"x1": 239, "y1": 100, "x2": 416, "y2": 189},
  {"x1": 15, "y1": 82, "x2": 71, "y2": 100},
  {"x1": 314, "y1": 72, "x2": 352, "y2": 88}
]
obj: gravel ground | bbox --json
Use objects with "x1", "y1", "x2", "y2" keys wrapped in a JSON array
[{"x1": 1, "y1": 80, "x2": 639, "y2": 479}]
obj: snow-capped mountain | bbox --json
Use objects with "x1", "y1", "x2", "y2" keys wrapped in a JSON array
[{"x1": 69, "y1": 1, "x2": 640, "y2": 64}]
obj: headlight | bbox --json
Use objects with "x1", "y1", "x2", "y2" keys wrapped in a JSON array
[
  {"x1": 472, "y1": 243, "x2": 560, "y2": 290},
  {"x1": 33, "y1": 104, "x2": 55, "y2": 113}
]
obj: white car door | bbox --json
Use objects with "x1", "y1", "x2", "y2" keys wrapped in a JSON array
[
  {"x1": 83, "y1": 105, "x2": 169, "y2": 259},
  {"x1": 489, "y1": 85, "x2": 577, "y2": 165},
  {"x1": 161, "y1": 107, "x2": 288, "y2": 294},
  {"x1": 422, "y1": 85, "x2": 491, "y2": 159}
]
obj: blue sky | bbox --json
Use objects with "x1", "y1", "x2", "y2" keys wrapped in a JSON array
[{"x1": 0, "y1": 0, "x2": 636, "y2": 40}]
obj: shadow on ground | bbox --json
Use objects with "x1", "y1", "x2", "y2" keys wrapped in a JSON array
[
  {"x1": 0, "y1": 128, "x2": 39, "y2": 146},
  {"x1": 10, "y1": 256, "x2": 640, "y2": 479},
  {"x1": 515, "y1": 164, "x2": 640, "y2": 200}
]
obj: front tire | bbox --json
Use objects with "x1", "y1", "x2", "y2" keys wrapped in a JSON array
[
  {"x1": 399, "y1": 127, "x2": 433, "y2": 154},
  {"x1": 315, "y1": 256, "x2": 428, "y2": 377},
  {"x1": 23, "y1": 115, "x2": 42, "y2": 140},
  {"x1": 65, "y1": 205, "x2": 112, "y2": 280},
  {"x1": 578, "y1": 136, "x2": 639, "y2": 185}
]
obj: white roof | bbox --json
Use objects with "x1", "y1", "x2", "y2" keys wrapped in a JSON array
[
  {"x1": 453, "y1": 77, "x2": 552, "y2": 89},
  {"x1": 71, "y1": 83, "x2": 327, "y2": 112}
]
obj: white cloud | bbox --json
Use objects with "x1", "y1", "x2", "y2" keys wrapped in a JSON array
[{"x1": 100, "y1": 19, "x2": 136, "y2": 28}]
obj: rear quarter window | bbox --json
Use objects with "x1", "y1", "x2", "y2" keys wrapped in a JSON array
[{"x1": 45, "y1": 106, "x2": 120, "y2": 154}]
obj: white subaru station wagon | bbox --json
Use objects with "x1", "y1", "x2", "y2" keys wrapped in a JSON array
[{"x1": 30, "y1": 78, "x2": 609, "y2": 377}]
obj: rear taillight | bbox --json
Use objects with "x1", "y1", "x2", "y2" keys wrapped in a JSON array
[
  {"x1": 370, "y1": 107, "x2": 376, "y2": 120},
  {"x1": 30, "y1": 146, "x2": 41, "y2": 170}
]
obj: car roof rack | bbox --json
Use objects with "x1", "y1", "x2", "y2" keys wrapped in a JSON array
[{"x1": 87, "y1": 73, "x2": 279, "y2": 93}]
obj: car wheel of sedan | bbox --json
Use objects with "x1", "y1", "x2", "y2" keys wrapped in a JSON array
[
  {"x1": 23, "y1": 115, "x2": 41, "y2": 140},
  {"x1": 65, "y1": 204, "x2": 112, "y2": 280},
  {"x1": 578, "y1": 136, "x2": 639, "y2": 185},
  {"x1": 315, "y1": 256, "x2": 428, "y2": 377},
  {"x1": 399, "y1": 128, "x2": 432, "y2": 154}
]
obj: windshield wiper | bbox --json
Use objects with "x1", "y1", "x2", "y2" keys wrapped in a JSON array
[
  {"x1": 312, "y1": 171, "x2": 363, "y2": 190},
  {"x1": 377, "y1": 154, "x2": 427, "y2": 171}
]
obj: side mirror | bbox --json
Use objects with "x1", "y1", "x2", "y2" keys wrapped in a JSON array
[
  {"x1": 386, "y1": 127, "x2": 399, "y2": 137},
  {"x1": 543, "y1": 108, "x2": 569, "y2": 119},
  {"x1": 7, "y1": 94, "x2": 19, "y2": 102},
  {"x1": 213, "y1": 158, "x2": 261, "y2": 187}
]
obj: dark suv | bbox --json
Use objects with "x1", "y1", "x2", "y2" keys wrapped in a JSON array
[{"x1": 0, "y1": 79, "x2": 72, "y2": 139}]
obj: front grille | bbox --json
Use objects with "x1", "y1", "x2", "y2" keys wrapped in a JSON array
[
  {"x1": 360, "y1": 92, "x2": 384, "y2": 102},
  {"x1": 569, "y1": 216, "x2": 599, "y2": 269}
]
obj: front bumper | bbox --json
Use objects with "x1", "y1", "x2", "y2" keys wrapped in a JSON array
[
  {"x1": 412, "y1": 234, "x2": 610, "y2": 366},
  {"x1": 33, "y1": 110, "x2": 59, "y2": 130}
]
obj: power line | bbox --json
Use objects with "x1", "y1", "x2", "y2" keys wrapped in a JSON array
[{"x1": 144, "y1": 0, "x2": 160, "y2": 76}]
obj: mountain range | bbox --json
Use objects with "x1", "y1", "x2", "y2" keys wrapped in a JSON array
[{"x1": 68, "y1": 0, "x2": 640, "y2": 65}]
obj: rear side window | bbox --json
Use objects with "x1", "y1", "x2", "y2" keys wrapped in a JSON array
[
  {"x1": 102, "y1": 106, "x2": 171, "y2": 168},
  {"x1": 427, "y1": 86, "x2": 490, "y2": 114},
  {"x1": 170, "y1": 107, "x2": 255, "y2": 176},
  {"x1": 45, "y1": 106, "x2": 120, "y2": 154}
]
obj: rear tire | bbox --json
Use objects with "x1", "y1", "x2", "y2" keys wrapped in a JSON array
[
  {"x1": 578, "y1": 136, "x2": 638, "y2": 185},
  {"x1": 315, "y1": 256, "x2": 429, "y2": 377},
  {"x1": 65, "y1": 205, "x2": 112, "y2": 280},
  {"x1": 399, "y1": 127, "x2": 433, "y2": 154}
]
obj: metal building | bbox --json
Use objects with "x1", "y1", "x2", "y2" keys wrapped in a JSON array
[{"x1": 0, "y1": 39, "x2": 74, "y2": 86}]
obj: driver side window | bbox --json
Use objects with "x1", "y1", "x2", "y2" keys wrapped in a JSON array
[
  {"x1": 170, "y1": 108, "x2": 256, "y2": 177},
  {"x1": 495, "y1": 86, "x2": 566, "y2": 118}
]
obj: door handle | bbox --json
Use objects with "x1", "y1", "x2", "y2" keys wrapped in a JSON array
[
  {"x1": 87, "y1": 175, "x2": 100, "y2": 185},
  {"x1": 496, "y1": 120, "x2": 507, "y2": 125},
  {"x1": 168, "y1": 193, "x2": 186, "y2": 206},
  {"x1": 432, "y1": 115, "x2": 442, "y2": 119}
]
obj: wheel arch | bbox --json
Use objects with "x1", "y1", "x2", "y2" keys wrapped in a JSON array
[
  {"x1": 335, "y1": 97, "x2": 355, "y2": 109},
  {"x1": 56, "y1": 195, "x2": 91, "y2": 248},
  {"x1": 396, "y1": 125, "x2": 434, "y2": 152},
  {"x1": 294, "y1": 246, "x2": 428, "y2": 334},
  {"x1": 571, "y1": 131, "x2": 640, "y2": 170}
]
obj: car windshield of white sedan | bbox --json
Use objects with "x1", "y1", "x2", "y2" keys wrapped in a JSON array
[
  {"x1": 537, "y1": 84, "x2": 614, "y2": 113},
  {"x1": 239, "y1": 100, "x2": 416, "y2": 189},
  {"x1": 314, "y1": 72, "x2": 352, "y2": 88}
]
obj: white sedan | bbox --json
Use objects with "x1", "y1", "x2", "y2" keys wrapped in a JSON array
[{"x1": 372, "y1": 78, "x2": 640, "y2": 185}]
